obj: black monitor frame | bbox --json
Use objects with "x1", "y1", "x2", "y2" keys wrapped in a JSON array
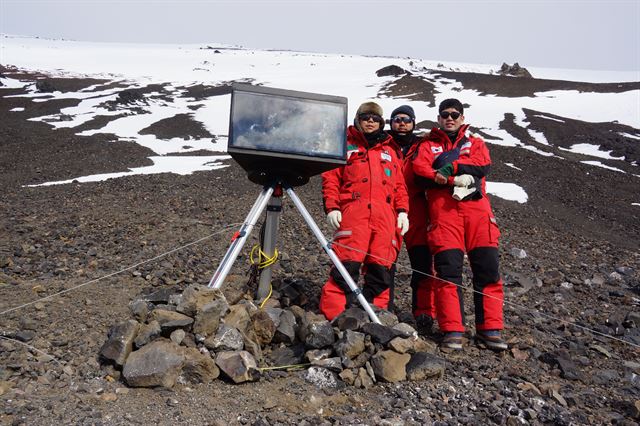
[{"x1": 227, "y1": 84, "x2": 347, "y2": 186}]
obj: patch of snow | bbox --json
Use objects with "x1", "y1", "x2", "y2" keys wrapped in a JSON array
[
  {"x1": 10, "y1": 107, "x2": 25, "y2": 112},
  {"x1": 533, "y1": 114, "x2": 565, "y2": 123},
  {"x1": 580, "y1": 161, "x2": 626, "y2": 173},
  {"x1": 561, "y1": 143, "x2": 621, "y2": 160},
  {"x1": 504, "y1": 163, "x2": 522, "y2": 171},
  {"x1": 26, "y1": 155, "x2": 230, "y2": 187},
  {"x1": 487, "y1": 182, "x2": 528, "y2": 204}
]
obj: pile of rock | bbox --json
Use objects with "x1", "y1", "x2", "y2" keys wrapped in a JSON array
[
  {"x1": 496, "y1": 62, "x2": 533, "y2": 78},
  {"x1": 99, "y1": 284, "x2": 446, "y2": 389}
]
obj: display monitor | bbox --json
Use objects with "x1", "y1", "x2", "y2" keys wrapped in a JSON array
[{"x1": 228, "y1": 84, "x2": 347, "y2": 186}]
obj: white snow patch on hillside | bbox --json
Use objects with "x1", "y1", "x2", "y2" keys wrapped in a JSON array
[
  {"x1": 27, "y1": 155, "x2": 230, "y2": 187},
  {"x1": 561, "y1": 143, "x2": 621, "y2": 160},
  {"x1": 487, "y1": 182, "x2": 528, "y2": 203}
]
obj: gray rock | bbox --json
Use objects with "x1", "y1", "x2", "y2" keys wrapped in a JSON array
[
  {"x1": 141, "y1": 288, "x2": 174, "y2": 304},
  {"x1": 406, "y1": 352, "x2": 446, "y2": 380},
  {"x1": 170, "y1": 329, "x2": 186, "y2": 345},
  {"x1": 304, "y1": 366, "x2": 343, "y2": 389},
  {"x1": 100, "y1": 320, "x2": 140, "y2": 366},
  {"x1": 361, "y1": 323, "x2": 403, "y2": 345},
  {"x1": 177, "y1": 285, "x2": 226, "y2": 317},
  {"x1": 543, "y1": 270, "x2": 565, "y2": 286},
  {"x1": 129, "y1": 299, "x2": 149, "y2": 322},
  {"x1": 215, "y1": 351, "x2": 259, "y2": 384},
  {"x1": 312, "y1": 357, "x2": 343, "y2": 373},
  {"x1": 376, "y1": 310, "x2": 399, "y2": 327},
  {"x1": 392, "y1": 323, "x2": 418, "y2": 338},
  {"x1": 332, "y1": 307, "x2": 370, "y2": 331},
  {"x1": 269, "y1": 344, "x2": 305, "y2": 367},
  {"x1": 224, "y1": 304, "x2": 252, "y2": 333},
  {"x1": 334, "y1": 330, "x2": 365, "y2": 360},
  {"x1": 388, "y1": 337, "x2": 415, "y2": 354},
  {"x1": 299, "y1": 313, "x2": 335, "y2": 349},
  {"x1": 339, "y1": 368, "x2": 356, "y2": 386},
  {"x1": 13, "y1": 330, "x2": 35, "y2": 342},
  {"x1": 354, "y1": 367, "x2": 374, "y2": 388},
  {"x1": 370, "y1": 350, "x2": 410, "y2": 382},
  {"x1": 180, "y1": 347, "x2": 219, "y2": 384},
  {"x1": 305, "y1": 348, "x2": 333, "y2": 363},
  {"x1": 193, "y1": 297, "x2": 229, "y2": 337},
  {"x1": 273, "y1": 309, "x2": 297, "y2": 344},
  {"x1": 134, "y1": 320, "x2": 161, "y2": 348},
  {"x1": 123, "y1": 340, "x2": 185, "y2": 388},
  {"x1": 204, "y1": 324, "x2": 244, "y2": 352},
  {"x1": 509, "y1": 247, "x2": 527, "y2": 259},
  {"x1": 150, "y1": 309, "x2": 194, "y2": 333}
]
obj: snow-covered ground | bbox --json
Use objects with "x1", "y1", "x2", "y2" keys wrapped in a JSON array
[{"x1": 2, "y1": 35, "x2": 639, "y2": 203}]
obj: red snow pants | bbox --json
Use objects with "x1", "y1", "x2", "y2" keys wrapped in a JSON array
[
  {"x1": 427, "y1": 196, "x2": 504, "y2": 332},
  {"x1": 319, "y1": 201, "x2": 399, "y2": 320}
]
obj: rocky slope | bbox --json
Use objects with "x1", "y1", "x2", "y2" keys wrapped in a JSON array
[{"x1": 1, "y1": 68, "x2": 639, "y2": 425}]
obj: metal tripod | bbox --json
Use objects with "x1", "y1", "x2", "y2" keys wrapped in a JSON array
[{"x1": 207, "y1": 182, "x2": 381, "y2": 324}]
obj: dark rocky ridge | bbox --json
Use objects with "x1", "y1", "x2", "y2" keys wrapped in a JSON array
[{"x1": 0, "y1": 68, "x2": 639, "y2": 424}]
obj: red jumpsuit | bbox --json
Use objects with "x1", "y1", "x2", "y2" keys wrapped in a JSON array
[
  {"x1": 319, "y1": 125, "x2": 409, "y2": 320},
  {"x1": 412, "y1": 124, "x2": 504, "y2": 332},
  {"x1": 402, "y1": 138, "x2": 436, "y2": 320}
]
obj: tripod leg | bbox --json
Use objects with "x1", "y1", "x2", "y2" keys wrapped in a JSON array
[
  {"x1": 257, "y1": 196, "x2": 282, "y2": 301},
  {"x1": 208, "y1": 186, "x2": 275, "y2": 289},
  {"x1": 284, "y1": 187, "x2": 381, "y2": 324}
]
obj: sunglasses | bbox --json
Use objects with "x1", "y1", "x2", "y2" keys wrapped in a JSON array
[
  {"x1": 391, "y1": 116, "x2": 413, "y2": 124},
  {"x1": 439, "y1": 111, "x2": 461, "y2": 120},
  {"x1": 358, "y1": 113, "x2": 383, "y2": 123}
]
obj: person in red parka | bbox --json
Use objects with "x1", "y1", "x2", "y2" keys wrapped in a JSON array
[
  {"x1": 319, "y1": 101, "x2": 410, "y2": 321},
  {"x1": 412, "y1": 98, "x2": 507, "y2": 351},
  {"x1": 387, "y1": 105, "x2": 437, "y2": 335}
]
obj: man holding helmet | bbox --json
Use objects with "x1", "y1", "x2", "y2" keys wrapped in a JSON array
[
  {"x1": 319, "y1": 101, "x2": 409, "y2": 320},
  {"x1": 412, "y1": 98, "x2": 506, "y2": 351}
]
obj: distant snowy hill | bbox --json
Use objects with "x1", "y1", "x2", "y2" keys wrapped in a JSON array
[{"x1": 1, "y1": 35, "x2": 639, "y2": 203}]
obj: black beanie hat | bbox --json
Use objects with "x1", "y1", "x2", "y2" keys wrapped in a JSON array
[{"x1": 390, "y1": 105, "x2": 415, "y2": 120}]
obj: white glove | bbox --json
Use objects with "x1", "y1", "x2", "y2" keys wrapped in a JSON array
[
  {"x1": 397, "y1": 212, "x2": 409, "y2": 236},
  {"x1": 453, "y1": 186, "x2": 477, "y2": 201},
  {"x1": 327, "y1": 210, "x2": 342, "y2": 230},
  {"x1": 453, "y1": 174, "x2": 474, "y2": 187}
]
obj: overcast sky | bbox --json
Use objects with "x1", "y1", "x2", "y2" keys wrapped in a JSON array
[{"x1": 1, "y1": 0, "x2": 639, "y2": 72}]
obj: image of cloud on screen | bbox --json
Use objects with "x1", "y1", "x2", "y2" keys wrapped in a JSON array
[{"x1": 232, "y1": 92, "x2": 344, "y2": 158}]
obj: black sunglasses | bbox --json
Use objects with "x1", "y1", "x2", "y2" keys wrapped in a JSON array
[
  {"x1": 391, "y1": 116, "x2": 413, "y2": 124},
  {"x1": 358, "y1": 113, "x2": 383, "y2": 123},
  {"x1": 440, "y1": 111, "x2": 461, "y2": 120}
]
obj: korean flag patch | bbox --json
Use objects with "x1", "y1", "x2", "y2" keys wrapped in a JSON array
[
  {"x1": 431, "y1": 146, "x2": 443, "y2": 153},
  {"x1": 381, "y1": 151, "x2": 392, "y2": 162}
]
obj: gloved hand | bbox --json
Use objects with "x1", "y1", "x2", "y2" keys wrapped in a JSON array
[
  {"x1": 397, "y1": 212, "x2": 409, "y2": 236},
  {"x1": 436, "y1": 163, "x2": 454, "y2": 179},
  {"x1": 453, "y1": 186, "x2": 477, "y2": 201},
  {"x1": 453, "y1": 174, "x2": 474, "y2": 187},
  {"x1": 327, "y1": 210, "x2": 342, "y2": 230}
]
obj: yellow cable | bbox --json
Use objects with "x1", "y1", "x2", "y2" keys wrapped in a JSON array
[{"x1": 249, "y1": 244, "x2": 279, "y2": 308}]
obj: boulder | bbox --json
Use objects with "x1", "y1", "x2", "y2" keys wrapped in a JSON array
[
  {"x1": 406, "y1": 352, "x2": 446, "y2": 381},
  {"x1": 123, "y1": 340, "x2": 185, "y2": 388},
  {"x1": 215, "y1": 351, "x2": 259, "y2": 384},
  {"x1": 100, "y1": 320, "x2": 140, "y2": 366},
  {"x1": 180, "y1": 347, "x2": 219, "y2": 384},
  {"x1": 370, "y1": 350, "x2": 410, "y2": 382}
]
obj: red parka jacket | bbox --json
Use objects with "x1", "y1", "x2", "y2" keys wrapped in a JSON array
[
  {"x1": 412, "y1": 124, "x2": 493, "y2": 222},
  {"x1": 322, "y1": 125, "x2": 409, "y2": 218}
]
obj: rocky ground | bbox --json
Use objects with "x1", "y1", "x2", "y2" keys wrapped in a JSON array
[{"x1": 1, "y1": 69, "x2": 640, "y2": 425}]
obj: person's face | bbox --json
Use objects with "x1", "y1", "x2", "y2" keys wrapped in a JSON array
[
  {"x1": 438, "y1": 108, "x2": 464, "y2": 133},
  {"x1": 390, "y1": 114, "x2": 414, "y2": 134},
  {"x1": 358, "y1": 113, "x2": 383, "y2": 134}
]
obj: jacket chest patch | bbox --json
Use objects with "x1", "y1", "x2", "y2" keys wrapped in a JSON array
[
  {"x1": 347, "y1": 145, "x2": 360, "y2": 159},
  {"x1": 384, "y1": 168, "x2": 392, "y2": 177},
  {"x1": 431, "y1": 146, "x2": 443, "y2": 153},
  {"x1": 381, "y1": 151, "x2": 392, "y2": 162}
]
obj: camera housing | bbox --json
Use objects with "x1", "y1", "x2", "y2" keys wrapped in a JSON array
[{"x1": 227, "y1": 84, "x2": 347, "y2": 186}]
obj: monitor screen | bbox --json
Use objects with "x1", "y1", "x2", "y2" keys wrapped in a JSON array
[{"x1": 227, "y1": 84, "x2": 347, "y2": 185}]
